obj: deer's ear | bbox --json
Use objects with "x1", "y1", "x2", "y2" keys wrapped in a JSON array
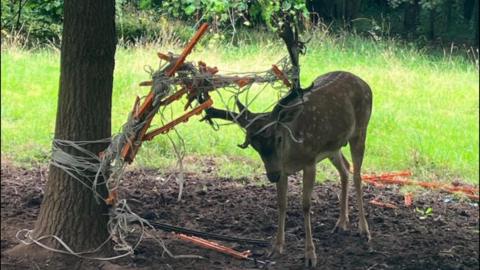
[{"x1": 237, "y1": 136, "x2": 250, "y2": 149}]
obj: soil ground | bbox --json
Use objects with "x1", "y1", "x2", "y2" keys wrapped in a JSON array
[{"x1": 1, "y1": 161, "x2": 479, "y2": 270}]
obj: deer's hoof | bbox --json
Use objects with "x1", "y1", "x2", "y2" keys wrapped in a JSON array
[
  {"x1": 356, "y1": 230, "x2": 372, "y2": 242},
  {"x1": 304, "y1": 251, "x2": 317, "y2": 268},
  {"x1": 331, "y1": 219, "x2": 349, "y2": 234},
  {"x1": 357, "y1": 219, "x2": 371, "y2": 241},
  {"x1": 268, "y1": 245, "x2": 284, "y2": 258}
]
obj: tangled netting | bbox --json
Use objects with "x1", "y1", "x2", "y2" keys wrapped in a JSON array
[{"x1": 18, "y1": 52, "x2": 298, "y2": 260}]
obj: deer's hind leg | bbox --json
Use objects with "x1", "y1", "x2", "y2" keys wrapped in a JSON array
[
  {"x1": 329, "y1": 150, "x2": 350, "y2": 233},
  {"x1": 349, "y1": 131, "x2": 371, "y2": 241},
  {"x1": 302, "y1": 164, "x2": 317, "y2": 267}
]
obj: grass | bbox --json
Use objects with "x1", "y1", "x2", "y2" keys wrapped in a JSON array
[{"x1": 1, "y1": 31, "x2": 479, "y2": 184}]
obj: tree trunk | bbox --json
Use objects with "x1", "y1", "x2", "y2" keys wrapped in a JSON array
[
  {"x1": 21, "y1": 0, "x2": 116, "y2": 256},
  {"x1": 429, "y1": 8, "x2": 436, "y2": 40},
  {"x1": 333, "y1": 0, "x2": 361, "y2": 29},
  {"x1": 445, "y1": 0, "x2": 453, "y2": 32},
  {"x1": 15, "y1": 0, "x2": 26, "y2": 30},
  {"x1": 307, "y1": 0, "x2": 335, "y2": 22},
  {"x1": 346, "y1": 0, "x2": 361, "y2": 23},
  {"x1": 464, "y1": 0, "x2": 475, "y2": 22},
  {"x1": 333, "y1": 0, "x2": 346, "y2": 22},
  {"x1": 404, "y1": 0, "x2": 420, "y2": 36},
  {"x1": 474, "y1": 0, "x2": 479, "y2": 45}
]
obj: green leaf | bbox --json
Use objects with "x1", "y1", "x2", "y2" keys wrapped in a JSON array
[
  {"x1": 220, "y1": 13, "x2": 228, "y2": 22},
  {"x1": 184, "y1": 4, "x2": 196, "y2": 15},
  {"x1": 294, "y1": 3, "x2": 304, "y2": 10}
]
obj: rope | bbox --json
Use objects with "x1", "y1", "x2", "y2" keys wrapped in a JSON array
[
  {"x1": 20, "y1": 52, "x2": 298, "y2": 261},
  {"x1": 134, "y1": 220, "x2": 270, "y2": 247}
]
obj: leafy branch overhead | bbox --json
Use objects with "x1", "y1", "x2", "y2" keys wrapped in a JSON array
[
  {"x1": 259, "y1": 0, "x2": 309, "y2": 32},
  {"x1": 260, "y1": 0, "x2": 309, "y2": 90}
]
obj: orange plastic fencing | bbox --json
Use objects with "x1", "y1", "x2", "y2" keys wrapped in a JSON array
[
  {"x1": 120, "y1": 23, "x2": 210, "y2": 164},
  {"x1": 369, "y1": 198, "x2": 397, "y2": 209},
  {"x1": 271, "y1": 64, "x2": 291, "y2": 88},
  {"x1": 142, "y1": 99, "x2": 213, "y2": 141},
  {"x1": 175, "y1": 233, "x2": 252, "y2": 260},
  {"x1": 362, "y1": 170, "x2": 479, "y2": 207}
]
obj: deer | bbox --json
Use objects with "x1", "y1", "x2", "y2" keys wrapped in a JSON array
[{"x1": 201, "y1": 18, "x2": 373, "y2": 268}]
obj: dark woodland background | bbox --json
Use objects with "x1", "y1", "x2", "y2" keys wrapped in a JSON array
[{"x1": 1, "y1": 0, "x2": 478, "y2": 47}]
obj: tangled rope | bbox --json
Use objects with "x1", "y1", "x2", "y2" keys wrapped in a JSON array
[{"x1": 19, "y1": 23, "x2": 304, "y2": 261}]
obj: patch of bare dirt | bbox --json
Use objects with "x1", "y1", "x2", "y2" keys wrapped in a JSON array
[{"x1": 1, "y1": 162, "x2": 479, "y2": 269}]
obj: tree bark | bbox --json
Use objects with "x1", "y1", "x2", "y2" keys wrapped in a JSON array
[
  {"x1": 333, "y1": 0, "x2": 361, "y2": 28},
  {"x1": 445, "y1": 0, "x2": 453, "y2": 32},
  {"x1": 464, "y1": 0, "x2": 475, "y2": 22},
  {"x1": 404, "y1": 0, "x2": 420, "y2": 37},
  {"x1": 28, "y1": 0, "x2": 116, "y2": 255},
  {"x1": 345, "y1": 0, "x2": 361, "y2": 23},
  {"x1": 429, "y1": 8, "x2": 436, "y2": 40},
  {"x1": 474, "y1": 0, "x2": 479, "y2": 45},
  {"x1": 306, "y1": 0, "x2": 335, "y2": 22},
  {"x1": 15, "y1": 0, "x2": 26, "y2": 30}
]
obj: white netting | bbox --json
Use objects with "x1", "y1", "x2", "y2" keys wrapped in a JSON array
[{"x1": 18, "y1": 50, "x2": 303, "y2": 261}]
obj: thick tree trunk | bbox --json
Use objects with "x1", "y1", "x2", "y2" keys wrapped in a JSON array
[{"x1": 29, "y1": 0, "x2": 116, "y2": 255}]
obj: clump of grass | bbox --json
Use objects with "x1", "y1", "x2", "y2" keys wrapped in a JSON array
[{"x1": 1, "y1": 27, "x2": 478, "y2": 184}]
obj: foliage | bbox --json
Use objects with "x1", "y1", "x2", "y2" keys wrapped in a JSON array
[
  {"x1": 416, "y1": 207, "x2": 433, "y2": 220},
  {"x1": 258, "y1": 0, "x2": 309, "y2": 31},
  {"x1": 1, "y1": 0, "x2": 478, "y2": 46},
  {"x1": 1, "y1": 0, "x2": 63, "y2": 42},
  {"x1": 161, "y1": 0, "x2": 252, "y2": 27}
]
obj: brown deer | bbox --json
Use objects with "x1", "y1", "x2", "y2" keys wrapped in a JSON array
[{"x1": 202, "y1": 19, "x2": 373, "y2": 268}]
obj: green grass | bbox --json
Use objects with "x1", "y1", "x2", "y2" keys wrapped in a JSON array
[{"x1": 1, "y1": 33, "x2": 478, "y2": 184}]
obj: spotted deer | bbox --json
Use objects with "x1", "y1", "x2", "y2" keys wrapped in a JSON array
[{"x1": 202, "y1": 20, "x2": 373, "y2": 268}]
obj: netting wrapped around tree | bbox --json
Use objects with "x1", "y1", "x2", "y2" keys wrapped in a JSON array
[{"x1": 43, "y1": 23, "x2": 299, "y2": 259}]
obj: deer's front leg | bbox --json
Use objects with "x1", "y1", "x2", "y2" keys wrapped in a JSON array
[
  {"x1": 270, "y1": 174, "x2": 288, "y2": 257},
  {"x1": 303, "y1": 165, "x2": 317, "y2": 267}
]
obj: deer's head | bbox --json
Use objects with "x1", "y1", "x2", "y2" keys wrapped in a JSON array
[
  {"x1": 202, "y1": 12, "x2": 308, "y2": 182},
  {"x1": 204, "y1": 98, "x2": 303, "y2": 182}
]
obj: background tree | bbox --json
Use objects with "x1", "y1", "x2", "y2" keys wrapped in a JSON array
[
  {"x1": 7, "y1": 0, "x2": 117, "y2": 261},
  {"x1": 473, "y1": 0, "x2": 479, "y2": 45},
  {"x1": 403, "y1": 0, "x2": 420, "y2": 37}
]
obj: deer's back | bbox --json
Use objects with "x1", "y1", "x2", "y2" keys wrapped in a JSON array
[
  {"x1": 302, "y1": 71, "x2": 372, "y2": 126},
  {"x1": 307, "y1": 71, "x2": 372, "y2": 106},
  {"x1": 283, "y1": 71, "x2": 372, "y2": 166}
]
